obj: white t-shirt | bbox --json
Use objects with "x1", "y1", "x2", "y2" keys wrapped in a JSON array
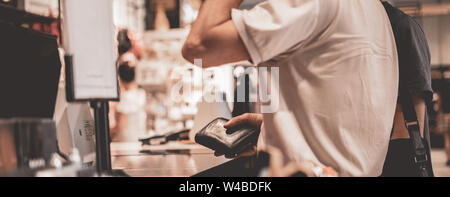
[
  {"x1": 116, "y1": 88, "x2": 147, "y2": 142},
  {"x1": 232, "y1": 0, "x2": 399, "y2": 176}
]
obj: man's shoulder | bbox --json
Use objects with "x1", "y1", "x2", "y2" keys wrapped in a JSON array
[{"x1": 383, "y1": 2, "x2": 422, "y2": 33}]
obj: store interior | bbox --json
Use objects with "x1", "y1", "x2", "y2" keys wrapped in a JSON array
[{"x1": 0, "y1": 0, "x2": 449, "y2": 177}]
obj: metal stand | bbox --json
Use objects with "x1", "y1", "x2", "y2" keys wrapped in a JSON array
[{"x1": 90, "y1": 101, "x2": 112, "y2": 175}]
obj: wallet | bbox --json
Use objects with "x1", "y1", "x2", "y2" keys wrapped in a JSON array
[{"x1": 195, "y1": 117, "x2": 260, "y2": 155}]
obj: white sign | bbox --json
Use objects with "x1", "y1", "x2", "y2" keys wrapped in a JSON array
[{"x1": 63, "y1": 0, "x2": 119, "y2": 100}]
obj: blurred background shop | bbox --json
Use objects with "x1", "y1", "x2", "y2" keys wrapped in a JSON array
[{"x1": 0, "y1": 0, "x2": 449, "y2": 177}]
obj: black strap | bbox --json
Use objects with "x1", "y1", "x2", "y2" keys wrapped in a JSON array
[{"x1": 399, "y1": 91, "x2": 432, "y2": 177}]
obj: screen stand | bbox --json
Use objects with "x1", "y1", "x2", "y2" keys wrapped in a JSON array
[{"x1": 90, "y1": 101, "x2": 112, "y2": 175}]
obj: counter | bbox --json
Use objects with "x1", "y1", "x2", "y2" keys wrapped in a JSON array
[{"x1": 111, "y1": 142, "x2": 229, "y2": 177}]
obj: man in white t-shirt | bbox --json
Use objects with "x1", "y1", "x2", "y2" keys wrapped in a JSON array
[{"x1": 182, "y1": 0, "x2": 399, "y2": 177}]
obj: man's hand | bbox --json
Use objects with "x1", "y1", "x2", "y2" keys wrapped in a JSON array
[
  {"x1": 214, "y1": 113, "x2": 263, "y2": 158},
  {"x1": 224, "y1": 113, "x2": 263, "y2": 129}
]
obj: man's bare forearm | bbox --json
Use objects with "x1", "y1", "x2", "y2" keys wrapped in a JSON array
[
  {"x1": 186, "y1": 0, "x2": 243, "y2": 45},
  {"x1": 182, "y1": 0, "x2": 249, "y2": 67}
]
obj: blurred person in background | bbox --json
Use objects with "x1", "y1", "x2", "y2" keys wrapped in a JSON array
[
  {"x1": 434, "y1": 93, "x2": 450, "y2": 166},
  {"x1": 110, "y1": 29, "x2": 147, "y2": 142},
  {"x1": 430, "y1": 71, "x2": 450, "y2": 167}
]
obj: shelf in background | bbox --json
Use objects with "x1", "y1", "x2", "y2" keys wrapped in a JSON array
[{"x1": 0, "y1": 4, "x2": 57, "y2": 25}]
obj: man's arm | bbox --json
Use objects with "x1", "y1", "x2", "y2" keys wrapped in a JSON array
[{"x1": 182, "y1": 0, "x2": 250, "y2": 68}]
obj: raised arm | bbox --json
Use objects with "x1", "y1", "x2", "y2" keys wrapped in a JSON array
[{"x1": 181, "y1": 0, "x2": 250, "y2": 68}]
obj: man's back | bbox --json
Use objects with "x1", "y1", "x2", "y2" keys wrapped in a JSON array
[{"x1": 232, "y1": 0, "x2": 399, "y2": 176}]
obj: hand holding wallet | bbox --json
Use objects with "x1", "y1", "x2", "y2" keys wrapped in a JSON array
[{"x1": 195, "y1": 118, "x2": 261, "y2": 156}]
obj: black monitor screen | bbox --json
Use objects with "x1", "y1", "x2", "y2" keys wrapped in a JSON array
[{"x1": 0, "y1": 22, "x2": 61, "y2": 118}]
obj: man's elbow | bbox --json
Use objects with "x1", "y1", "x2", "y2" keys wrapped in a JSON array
[{"x1": 182, "y1": 39, "x2": 205, "y2": 66}]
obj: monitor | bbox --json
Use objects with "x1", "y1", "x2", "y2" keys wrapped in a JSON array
[{"x1": 0, "y1": 22, "x2": 61, "y2": 118}]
